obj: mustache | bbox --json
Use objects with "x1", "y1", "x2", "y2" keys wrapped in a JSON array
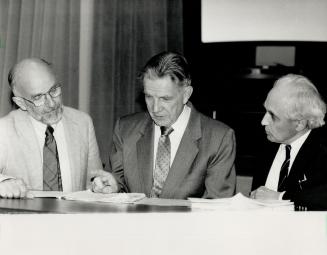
[{"x1": 42, "y1": 105, "x2": 63, "y2": 114}]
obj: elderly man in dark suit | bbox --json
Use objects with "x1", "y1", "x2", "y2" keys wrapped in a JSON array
[
  {"x1": 92, "y1": 51, "x2": 236, "y2": 199},
  {"x1": 251, "y1": 74, "x2": 327, "y2": 210}
]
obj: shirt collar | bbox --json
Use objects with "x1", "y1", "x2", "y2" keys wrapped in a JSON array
[
  {"x1": 284, "y1": 130, "x2": 311, "y2": 156},
  {"x1": 171, "y1": 104, "x2": 191, "y2": 132},
  {"x1": 154, "y1": 104, "x2": 191, "y2": 135},
  {"x1": 29, "y1": 115, "x2": 59, "y2": 134}
]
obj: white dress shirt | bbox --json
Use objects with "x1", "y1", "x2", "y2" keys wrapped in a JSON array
[
  {"x1": 30, "y1": 116, "x2": 73, "y2": 191},
  {"x1": 153, "y1": 105, "x2": 191, "y2": 169},
  {"x1": 265, "y1": 130, "x2": 311, "y2": 192}
]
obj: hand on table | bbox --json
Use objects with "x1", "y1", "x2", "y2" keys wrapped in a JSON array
[
  {"x1": 250, "y1": 186, "x2": 281, "y2": 200},
  {"x1": 91, "y1": 173, "x2": 118, "y2": 194},
  {"x1": 0, "y1": 178, "x2": 33, "y2": 199}
]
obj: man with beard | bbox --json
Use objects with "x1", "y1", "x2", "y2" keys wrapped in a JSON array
[{"x1": 0, "y1": 58, "x2": 107, "y2": 198}]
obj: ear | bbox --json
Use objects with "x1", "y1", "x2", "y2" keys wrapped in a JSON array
[
  {"x1": 295, "y1": 119, "x2": 307, "y2": 132},
  {"x1": 182, "y1": 86, "x2": 193, "y2": 104},
  {"x1": 12, "y1": 97, "x2": 27, "y2": 111}
]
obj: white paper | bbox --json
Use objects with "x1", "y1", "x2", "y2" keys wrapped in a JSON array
[{"x1": 188, "y1": 193, "x2": 294, "y2": 211}]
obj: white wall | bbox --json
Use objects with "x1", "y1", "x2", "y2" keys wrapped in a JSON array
[{"x1": 202, "y1": 0, "x2": 327, "y2": 42}]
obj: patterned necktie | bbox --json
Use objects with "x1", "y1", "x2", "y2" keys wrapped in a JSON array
[
  {"x1": 150, "y1": 126, "x2": 174, "y2": 197},
  {"x1": 277, "y1": 144, "x2": 291, "y2": 192},
  {"x1": 43, "y1": 125, "x2": 63, "y2": 191}
]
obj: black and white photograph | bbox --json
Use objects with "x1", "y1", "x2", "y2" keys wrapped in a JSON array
[{"x1": 0, "y1": 0, "x2": 327, "y2": 254}]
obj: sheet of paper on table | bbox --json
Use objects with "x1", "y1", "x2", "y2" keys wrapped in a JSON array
[
  {"x1": 135, "y1": 197, "x2": 191, "y2": 207},
  {"x1": 31, "y1": 190, "x2": 146, "y2": 204},
  {"x1": 188, "y1": 193, "x2": 294, "y2": 211}
]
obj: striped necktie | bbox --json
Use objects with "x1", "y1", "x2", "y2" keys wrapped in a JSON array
[
  {"x1": 43, "y1": 125, "x2": 63, "y2": 191},
  {"x1": 277, "y1": 144, "x2": 291, "y2": 192},
  {"x1": 150, "y1": 126, "x2": 174, "y2": 197}
]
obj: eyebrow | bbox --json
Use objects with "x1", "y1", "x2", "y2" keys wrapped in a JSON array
[{"x1": 31, "y1": 83, "x2": 59, "y2": 98}]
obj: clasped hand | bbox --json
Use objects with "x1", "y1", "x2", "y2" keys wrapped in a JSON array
[
  {"x1": 0, "y1": 178, "x2": 33, "y2": 199},
  {"x1": 250, "y1": 186, "x2": 280, "y2": 200},
  {"x1": 91, "y1": 173, "x2": 119, "y2": 194}
]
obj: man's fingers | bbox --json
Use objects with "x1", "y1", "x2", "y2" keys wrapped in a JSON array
[
  {"x1": 250, "y1": 190, "x2": 257, "y2": 199},
  {"x1": 101, "y1": 186, "x2": 115, "y2": 194},
  {"x1": 13, "y1": 179, "x2": 28, "y2": 198},
  {"x1": 12, "y1": 188, "x2": 21, "y2": 198},
  {"x1": 92, "y1": 177, "x2": 105, "y2": 193},
  {"x1": 0, "y1": 179, "x2": 28, "y2": 199},
  {"x1": 4, "y1": 192, "x2": 13, "y2": 199},
  {"x1": 91, "y1": 174, "x2": 119, "y2": 193}
]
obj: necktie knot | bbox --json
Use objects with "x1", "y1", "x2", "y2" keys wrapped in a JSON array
[
  {"x1": 160, "y1": 126, "x2": 174, "y2": 136},
  {"x1": 285, "y1": 144, "x2": 291, "y2": 158},
  {"x1": 45, "y1": 126, "x2": 54, "y2": 143},
  {"x1": 45, "y1": 125, "x2": 54, "y2": 136}
]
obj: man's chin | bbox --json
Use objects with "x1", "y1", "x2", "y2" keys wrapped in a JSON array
[
  {"x1": 266, "y1": 135, "x2": 277, "y2": 143},
  {"x1": 42, "y1": 116, "x2": 62, "y2": 125},
  {"x1": 152, "y1": 117, "x2": 168, "y2": 127},
  {"x1": 42, "y1": 108, "x2": 63, "y2": 125}
]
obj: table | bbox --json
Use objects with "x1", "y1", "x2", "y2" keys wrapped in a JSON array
[
  {"x1": 0, "y1": 197, "x2": 191, "y2": 213},
  {"x1": 0, "y1": 198, "x2": 326, "y2": 255}
]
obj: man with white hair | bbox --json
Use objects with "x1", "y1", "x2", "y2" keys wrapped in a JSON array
[{"x1": 251, "y1": 74, "x2": 327, "y2": 210}]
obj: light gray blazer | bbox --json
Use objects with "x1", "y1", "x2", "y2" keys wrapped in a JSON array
[{"x1": 0, "y1": 106, "x2": 103, "y2": 191}]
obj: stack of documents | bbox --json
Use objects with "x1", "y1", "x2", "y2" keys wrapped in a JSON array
[
  {"x1": 188, "y1": 193, "x2": 294, "y2": 211},
  {"x1": 31, "y1": 190, "x2": 146, "y2": 204}
]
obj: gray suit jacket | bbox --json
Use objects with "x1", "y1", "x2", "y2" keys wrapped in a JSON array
[
  {"x1": 109, "y1": 104, "x2": 236, "y2": 199},
  {"x1": 0, "y1": 107, "x2": 103, "y2": 191}
]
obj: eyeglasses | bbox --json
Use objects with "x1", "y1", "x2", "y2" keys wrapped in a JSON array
[{"x1": 14, "y1": 84, "x2": 62, "y2": 107}]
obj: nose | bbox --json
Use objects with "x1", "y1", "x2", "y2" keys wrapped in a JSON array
[
  {"x1": 261, "y1": 112, "x2": 270, "y2": 126},
  {"x1": 153, "y1": 99, "x2": 162, "y2": 113},
  {"x1": 44, "y1": 93, "x2": 55, "y2": 107}
]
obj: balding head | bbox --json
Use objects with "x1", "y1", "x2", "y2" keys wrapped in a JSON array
[
  {"x1": 8, "y1": 58, "x2": 63, "y2": 125},
  {"x1": 8, "y1": 58, "x2": 55, "y2": 97}
]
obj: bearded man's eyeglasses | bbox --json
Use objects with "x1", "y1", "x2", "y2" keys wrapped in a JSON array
[{"x1": 14, "y1": 84, "x2": 62, "y2": 107}]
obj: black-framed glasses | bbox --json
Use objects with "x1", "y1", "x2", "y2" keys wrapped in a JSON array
[{"x1": 14, "y1": 84, "x2": 62, "y2": 107}]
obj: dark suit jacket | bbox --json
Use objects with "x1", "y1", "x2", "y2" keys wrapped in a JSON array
[
  {"x1": 252, "y1": 127, "x2": 327, "y2": 210},
  {"x1": 108, "y1": 103, "x2": 236, "y2": 199}
]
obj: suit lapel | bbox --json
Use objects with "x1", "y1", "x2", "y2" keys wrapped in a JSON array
[
  {"x1": 161, "y1": 105, "x2": 201, "y2": 197},
  {"x1": 14, "y1": 110, "x2": 43, "y2": 189},
  {"x1": 136, "y1": 116, "x2": 154, "y2": 195},
  {"x1": 61, "y1": 109, "x2": 81, "y2": 191},
  {"x1": 287, "y1": 131, "x2": 317, "y2": 186}
]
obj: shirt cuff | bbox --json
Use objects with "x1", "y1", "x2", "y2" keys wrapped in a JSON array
[
  {"x1": 278, "y1": 191, "x2": 286, "y2": 200},
  {"x1": 0, "y1": 175, "x2": 15, "y2": 183}
]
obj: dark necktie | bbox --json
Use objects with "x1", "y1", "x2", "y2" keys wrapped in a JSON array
[
  {"x1": 150, "y1": 126, "x2": 174, "y2": 197},
  {"x1": 277, "y1": 144, "x2": 291, "y2": 192},
  {"x1": 43, "y1": 125, "x2": 63, "y2": 191}
]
